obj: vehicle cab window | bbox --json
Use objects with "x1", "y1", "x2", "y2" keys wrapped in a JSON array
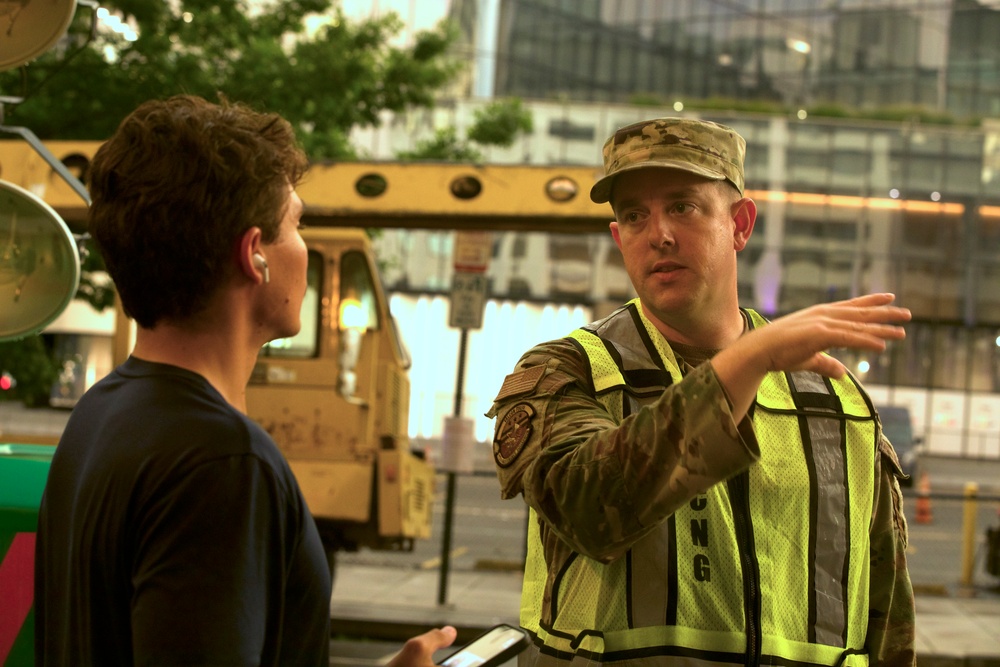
[{"x1": 339, "y1": 251, "x2": 379, "y2": 332}]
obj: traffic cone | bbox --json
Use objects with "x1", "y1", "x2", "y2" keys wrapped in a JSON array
[{"x1": 915, "y1": 471, "x2": 933, "y2": 525}]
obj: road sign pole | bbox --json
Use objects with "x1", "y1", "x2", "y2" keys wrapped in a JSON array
[
  {"x1": 438, "y1": 326, "x2": 469, "y2": 606},
  {"x1": 438, "y1": 231, "x2": 492, "y2": 606}
]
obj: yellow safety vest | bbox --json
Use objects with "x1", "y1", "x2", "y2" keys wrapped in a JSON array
[{"x1": 519, "y1": 301, "x2": 877, "y2": 667}]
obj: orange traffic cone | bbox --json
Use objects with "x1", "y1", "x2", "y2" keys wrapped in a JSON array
[{"x1": 915, "y1": 472, "x2": 933, "y2": 525}]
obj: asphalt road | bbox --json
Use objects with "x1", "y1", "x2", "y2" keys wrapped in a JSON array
[
  {"x1": 339, "y1": 455, "x2": 1000, "y2": 592},
  {"x1": 330, "y1": 455, "x2": 1000, "y2": 663}
]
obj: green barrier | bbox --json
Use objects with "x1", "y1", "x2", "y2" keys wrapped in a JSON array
[{"x1": 0, "y1": 443, "x2": 55, "y2": 667}]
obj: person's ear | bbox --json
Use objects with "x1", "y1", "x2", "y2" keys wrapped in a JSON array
[
  {"x1": 238, "y1": 227, "x2": 268, "y2": 284},
  {"x1": 732, "y1": 197, "x2": 757, "y2": 251},
  {"x1": 609, "y1": 220, "x2": 623, "y2": 251}
]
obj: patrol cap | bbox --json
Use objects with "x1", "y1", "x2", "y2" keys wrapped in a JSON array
[{"x1": 590, "y1": 117, "x2": 746, "y2": 203}]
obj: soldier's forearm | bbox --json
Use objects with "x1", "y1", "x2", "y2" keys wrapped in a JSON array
[{"x1": 522, "y1": 364, "x2": 759, "y2": 559}]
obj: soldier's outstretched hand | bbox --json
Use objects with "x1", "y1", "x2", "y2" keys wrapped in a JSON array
[{"x1": 713, "y1": 293, "x2": 911, "y2": 419}]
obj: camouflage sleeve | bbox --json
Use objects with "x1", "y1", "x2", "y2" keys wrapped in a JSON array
[
  {"x1": 486, "y1": 338, "x2": 759, "y2": 563},
  {"x1": 866, "y1": 435, "x2": 917, "y2": 666}
]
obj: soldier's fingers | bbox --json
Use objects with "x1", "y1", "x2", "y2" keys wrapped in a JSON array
[{"x1": 803, "y1": 352, "x2": 848, "y2": 379}]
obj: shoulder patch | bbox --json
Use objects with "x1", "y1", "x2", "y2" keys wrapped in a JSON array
[
  {"x1": 495, "y1": 366, "x2": 545, "y2": 401},
  {"x1": 493, "y1": 402, "x2": 536, "y2": 467}
]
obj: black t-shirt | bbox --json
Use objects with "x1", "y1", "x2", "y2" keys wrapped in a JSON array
[{"x1": 35, "y1": 357, "x2": 331, "y2": 666}]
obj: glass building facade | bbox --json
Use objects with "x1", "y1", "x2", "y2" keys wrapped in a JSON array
[{"x1": 486, "y1": 0, "x2": 1000, "y2": 119}]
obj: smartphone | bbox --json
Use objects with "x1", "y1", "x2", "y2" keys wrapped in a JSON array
[{"x1": 437, "y1": 623, "x2": 530, "y2": 667}]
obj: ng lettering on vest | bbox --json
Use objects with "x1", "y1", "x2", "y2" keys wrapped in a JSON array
[{"x1": 689, "y1": 494, "x2": 710, "y2": 583}]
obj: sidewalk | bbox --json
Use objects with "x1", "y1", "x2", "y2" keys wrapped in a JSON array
[{"x1": 331, "y1": 563, "x2": 1000, "y2": 666}]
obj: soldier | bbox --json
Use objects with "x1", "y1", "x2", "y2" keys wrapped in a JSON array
[{"x1": 488, "y1": 118, "x2": 916, "y2": 667}]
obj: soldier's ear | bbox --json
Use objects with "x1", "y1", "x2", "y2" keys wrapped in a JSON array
[
  {"x1": 732, "y1": 197, "x2": 756, "y2": 251},
  {"x1": 610, "y1": 220, "x2": 623, "y2": 250}
]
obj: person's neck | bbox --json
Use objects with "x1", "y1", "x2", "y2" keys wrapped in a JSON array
[
  {"x1": 130, "y1": 317, "x2": 259, "y2": 412},
  {"x1": 640, "y1": 300, "x2": 746, "y2": 350},
  {"x1": 667, "y1": 311, "x2": 749, "y2": 367}
]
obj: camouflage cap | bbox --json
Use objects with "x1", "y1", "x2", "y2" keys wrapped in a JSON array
[{"x1": 590, "y1": 118, "x2": 746, "y2": 203}]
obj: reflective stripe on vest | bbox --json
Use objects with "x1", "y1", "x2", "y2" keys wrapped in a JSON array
[{"x1": 519, "y1": 301, "x2": 875, "y2": 667}]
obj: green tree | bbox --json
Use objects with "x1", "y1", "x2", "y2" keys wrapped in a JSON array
[
  {"x1": 395, "y1": 127, "x2": 484, "y2": 161},
  {"x1": 0, "y1": 336, "x2": 58, "y2": 407},
  {"x1": 0, "y1": 0, "x2": 462, "y2": 158},
  {"x1": 395, "y1": 98, "x2": 534, "y2": 161},
  {"x1": 466, "y1": 98, "x2": 533, "y2": 148},
  {"x1": 0, "y1": 1, "x2": 464, "y2": 407}
]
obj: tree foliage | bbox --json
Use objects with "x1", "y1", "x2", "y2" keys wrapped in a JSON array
[
  {"x1": 466, "y1": 98, "x2": 533, "y2": 148},
  {"x1": 395, "y1": 127, "x2": 484, "y2": 162},
  {"x1": 0, "y1": 0, "x2": 462, "y2": 158},
  {"x1": 0, "y1": 336, "x2": 58, "y2": 407},
  {"x1": 395, "y1": 98, "x2": 534, "y2": 161}
]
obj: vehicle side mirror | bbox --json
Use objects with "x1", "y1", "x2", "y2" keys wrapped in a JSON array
[{"x1": 0, "y1": 180, "x2": 81, "y2": 341}]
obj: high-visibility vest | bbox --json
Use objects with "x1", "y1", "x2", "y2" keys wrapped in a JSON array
[{"x1": 519, "y1": 301, "x2": 877, "y2": 667}]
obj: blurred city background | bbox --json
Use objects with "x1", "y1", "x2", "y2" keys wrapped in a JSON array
[{"x1": 1, "y1": 1, "x2": 999, "y2": 656}]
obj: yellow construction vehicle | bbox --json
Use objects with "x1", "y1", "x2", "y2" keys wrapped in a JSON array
[
  {"x1": 243, "y1": 225, "x2": 434, "y2": 571},
  {"x1": 1, "y1": 141, "x2": 436, "y2": 574}
]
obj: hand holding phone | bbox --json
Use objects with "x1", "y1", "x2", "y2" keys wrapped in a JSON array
[{"x1": 437, "y1": 624, "x2": 530, "y2": 667}]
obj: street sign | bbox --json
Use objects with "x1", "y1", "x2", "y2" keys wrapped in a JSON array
[
  {"x1": 448, "y1": 271, "x2": 489, "y2": 329},
  {"x1": 452, "y1": 231, "x2": 493, "y2": 273},
  {"x1": 439, "y1": 416, "x2": 475, "y2": 474}
]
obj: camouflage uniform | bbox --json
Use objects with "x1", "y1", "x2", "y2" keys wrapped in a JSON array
[{"x1": 488, "y1": 309, "x2": 915, "y2": 667}]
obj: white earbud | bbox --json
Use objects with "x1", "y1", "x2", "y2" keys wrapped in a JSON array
[{"x1": 253, "y1": 253, "x2": 269, "y2": 284}]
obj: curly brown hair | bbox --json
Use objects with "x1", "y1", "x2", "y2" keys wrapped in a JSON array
[{"x1": 87, "y1": 95, "x2": 308, "y2": 328}]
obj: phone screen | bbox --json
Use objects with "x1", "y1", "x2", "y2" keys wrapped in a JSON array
[{"x1": 439, "y1": 625, "x2": 528, "y2": 667}]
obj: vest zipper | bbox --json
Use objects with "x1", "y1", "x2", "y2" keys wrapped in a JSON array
[{"x1": 727, "y1": 471, "x2": 762, "y2": 667}]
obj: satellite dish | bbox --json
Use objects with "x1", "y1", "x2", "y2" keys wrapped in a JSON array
[
  {"x1": 0, "y1": 0, "x2": 77, "y2": 71},
  {"x1": 0, "y1": 179, "x2": 80, "y2": 341}
]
